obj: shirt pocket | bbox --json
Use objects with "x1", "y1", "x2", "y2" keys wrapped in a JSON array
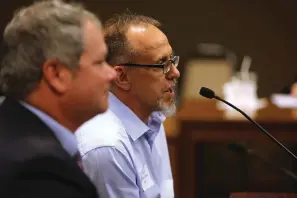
[{"x1": 138, "y1": 164, "x2": 160, "y2": 198}]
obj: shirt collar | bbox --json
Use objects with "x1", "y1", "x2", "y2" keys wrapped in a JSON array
[
  {"x1": 19, "y1": 101, "x2": 78, "y2": 157},
  {"x1": 108, "y1": 92, "x2": 166, "y2": 141}
]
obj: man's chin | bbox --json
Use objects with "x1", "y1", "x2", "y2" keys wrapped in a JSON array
[
  {"x1": 155, "y1": 96, "x2": 177, "y2": 116},
  {"x1": 159, "y1": 103, "x2": 176, "y2": 117}
]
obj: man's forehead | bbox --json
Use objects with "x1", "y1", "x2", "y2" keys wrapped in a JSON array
[
  {"x1": 130, "y1": 25, "x2": 147, "y2": 33},
  {"x1": 83, "y1": 19, "x2": 106, "y2": 59},
  {"x1": 126, "y1": 24, "x2": 170, "y2": 52}
]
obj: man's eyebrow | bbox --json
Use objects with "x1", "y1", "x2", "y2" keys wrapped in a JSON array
[
  {"x1": 156, "y1": 52, "x2": 174, "y2": 63},
  {"x1": 157, "y1": 56, "x2": 168, "y2": 63}
]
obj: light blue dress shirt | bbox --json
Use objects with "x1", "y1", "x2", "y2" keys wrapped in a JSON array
[
  {"x1": 20, "y1": 101, "x2": 78, "y2": 156},
  {"x1": 76, "y1": 93, "x2": 174, "y2": 198}
]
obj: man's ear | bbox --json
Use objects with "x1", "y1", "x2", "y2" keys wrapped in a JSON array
[
  {"x1": 42, "y1": 59, "x2": 73, "y2": 94},
  {"x1": 113, "y1": 66, "x2": 131, "y2": 91}
]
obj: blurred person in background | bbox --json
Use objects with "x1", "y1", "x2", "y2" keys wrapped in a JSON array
[
  {"x1": 76, "y1": 12, "x2": 180, "y2": 198},
  {"x1": 0, "y1": 0, "x2": 116, "y2": 197},
  {"x1": 289, "y1": 82, "x2": 297, "y2": 97}
]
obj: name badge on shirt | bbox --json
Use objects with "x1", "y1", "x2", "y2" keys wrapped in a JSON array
[{"x1": 140, "y1": 164, "x2": 154, "y2": 191}]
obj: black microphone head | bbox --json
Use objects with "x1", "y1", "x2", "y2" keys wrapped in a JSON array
[{"x1": 199, "y1": 87, "x2": 215, "y2": 99}]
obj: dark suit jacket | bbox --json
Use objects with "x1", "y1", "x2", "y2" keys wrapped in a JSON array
[{"x1": 0, "y1": 98, "x2": 98, "y2": 198}]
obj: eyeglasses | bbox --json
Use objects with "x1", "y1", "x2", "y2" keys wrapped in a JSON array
[{"x1": 120, "y1": 55, "x2": 179, "y2": 74}]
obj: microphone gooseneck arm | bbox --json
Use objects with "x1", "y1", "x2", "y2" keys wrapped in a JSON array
[{"x1": 199, "y1": 87, "x2": 297, "y2": 161}]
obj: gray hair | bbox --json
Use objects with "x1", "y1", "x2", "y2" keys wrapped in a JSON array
[{"x1": 0, "y1": 0, "x2": 101, "y2": 99}]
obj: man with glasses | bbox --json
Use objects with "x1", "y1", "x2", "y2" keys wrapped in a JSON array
[{"x1": 76, "y1": 13, "x2": 180, "y2": 198}]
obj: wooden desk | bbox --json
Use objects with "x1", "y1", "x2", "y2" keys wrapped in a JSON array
[{"x1": 169, "y1": 99, "x2": 297, "y2": 198}]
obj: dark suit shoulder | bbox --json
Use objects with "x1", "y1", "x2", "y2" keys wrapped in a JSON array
[
  {"x1": 0, "y1": 136, "x2": 73, "y2": 191},
  {"x1": 2, "y1": 156, "x2": 98, "y2": 198},
  {"x1": 0, "y1": 98, "x2": 68, "y2": 164},
  {"x1": 0, "y1": 129, "x2": 98, "y2": 198},
  {"x1": 0, "y1": 99, "x2": 98, "y2": 198}
]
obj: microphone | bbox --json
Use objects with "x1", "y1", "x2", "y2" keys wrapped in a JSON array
[
  {"x1": 199, "y1": 87, "x2": 297, "y2": 161},
  {"x1": 228, "y1": 143, "x2": 297, "y2": 181}
]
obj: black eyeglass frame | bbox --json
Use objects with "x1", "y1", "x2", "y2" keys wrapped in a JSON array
[{"x1": 119, "y1": 55, "x2": 179, "y2": 74}]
